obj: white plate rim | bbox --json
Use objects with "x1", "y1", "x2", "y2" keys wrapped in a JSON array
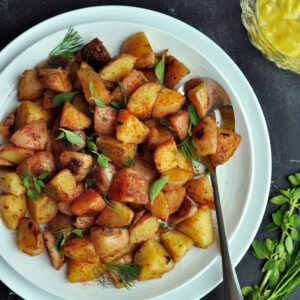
[{"x1": 0, "y1": 5, "x2": 272, "y2": 300}]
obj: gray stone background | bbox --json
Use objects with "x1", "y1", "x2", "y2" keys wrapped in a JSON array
[{"x1": 0, "y1": 0, "x2": 299, "y2": 299}]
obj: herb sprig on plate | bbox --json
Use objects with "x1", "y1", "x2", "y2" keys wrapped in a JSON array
[
  {"x1": 57, "y1": 128, "x2": 85, "y2": 145},
  {"x1": 149, "y1": 176, "x2": 169, "y2": 202},
  {"x1": 22, "y1": 171, "x2": 48, "y2": 200}
]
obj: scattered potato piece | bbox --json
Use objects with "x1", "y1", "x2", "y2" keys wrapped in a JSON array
[
  {"x1": 0, "y1": 158, "x2": 14, "y2": 167},
  {"x1": 48, "y1": 213, "x2": 73, "y2": 238},
  {"x1": 161, "y1": 168, "x2": 194, "y2": 191},
  {"x1": 36, "y1": 56, "x2": 72, "y2": 73},
  {"x1": 19, "y1": 70, "x2": 44, "y2": 100},
  {"x1": 102, "y1": 243, "x2": 138, "y2": 264},
  {"x1": 0, "y1": 170, "x2": 25, "y2": 196},
  {"x1": 129, "y1": 157, "x2": 157, "y2": 183},
  {"x1": 73, "y1": 216, "x2": 95, "y2": 230},
  {"x1": 43, "y1": 89, "x2": 58, "y2": 109},
  {"x1": 168, "y1": 110, "x2": 190, "y2": 141},
  {"x1": 0, "y1": 110, "x2": 16, "y2": 138},
  {"x1": 152, "y1": 227, "x2": 169, "y2": 242},
  {"x1": 0, "y1": 143, "x2": 34, "y2": 165},
  {"x1": 43, "y1": 231, "x2": 64, "y2": 270},
  {"x1": 165, "y1": 187, "x2": 186, "y2": 214},
  {"x1": 188, "y1": 82, "x2": 209, "y2": 117},
  {"x1": 176, "y1": 150, "x2": 193, "y2": 172},
  {"x1": 146, "y1": 191, "x2": 169, "y2": 222},
  {"x1": 38, "y1": 68, "x2": 72, "y2": 92},
  {"x1": 71, "y1": 93, "x2": 89, "y2": 114},
  {"x1": 94, "y1": 106, "x2": 117, "y2": 136}
]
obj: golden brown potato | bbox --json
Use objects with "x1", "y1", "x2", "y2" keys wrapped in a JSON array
[
  {"x1": 59, "y1": 151, "x2": 93, "y2": 182},
  {"x1": 43, "y1": 231, "x2": 64, "y2": 270},
  {"x1": 71, "y1": 93, "x2": 89, "y2": 115},
  {"x1": 165, "y1": 187, "x2": 186, "y2": 214},
  {"x1": 210, "y1": 128, "x2": 242, "y2": 167},
  {"x1": 99, "y1": 54, "x2": 136, "y2": 82},
  {"x1": 127, "y1": 83, "x2": 161, "y2": 119},
  {"x1": 109, "y1": 168, "x2": 150, "y2": 205},
  {"x1": 129, "y1": 212, "x2": 158, "y2": 244},
  {"x1": 188, "y1": 82, "x2": 209, "y2": 118},
  {"x1": 19, "y1": 70, "x2": 44, "y2": 100},
  {"x1": 27, "y1": 193, "x2": 58, "y2": 224},
  {"x1": 96, "y1": 136, "x2": 137, "y2": 168},
  {"x1": 129, "y1": 157, "x2": 157, "y2": 183},
  {"x1": 95, "y1": 201, "x2": 134, "y2": 227},
  {"x1": 169, "y1": 197, "x2": 198, "y2": 226},
  {"x1": 164, "y1": 55, "x2": 190, "y2": 89},
  {"x1": 0, "y1": 143, "x2": 34, "y2": 165},
  {"x1": 38, "y1": 68, "x2": 72, "y2": 92},
  {"x1": 146, "y1": 191, "x2": 169, "y2": 222},
  {"x1": 90, "y1": 227, "x2": 129, "y2": 257},
  {"x1": 145, "y1": 124, "x2": 173, "y2": 152},
  {"x1": 0, "y1": 109, "x2": 16, "y2": 138},
  {"x1": 36, "y1": 56, "x2": 72, "y2": 73},
  {"x1": 16, "y1": 151, "x2": 56, "y2": 178},
  {"x1": 134, "y1": 239, "x2": 174, "y2": 281},
  {"x1": 0, "y1": 194, "x2": 26, "y2": 229},
  {"x1": 102, "y1": 243, "x2": 138, "y2": 264},
  {"x1": 0, "y1": 158, "x2": 14, "y2": 167},
  {"x1": 59, "y1": 102, "x2": 91, "y2": 130},
  {"x1": 77, "y1": 62, "x2": 111, "y2": 106},
  {"x1": 192, "y1": 115, "x2": 217, "y2": 156},
  {"x1": 18, "y1": 217, "x2": 44, "y2": 256},
  {"x1": 185, "y1": 176, "x2": 214, "y2": 209},
  {"x1": 152, "y1": 88, "x2": 185, "y2": 119},
  {"x1": 141, "y1": 68, "x2": 159, "y2": 83},
  {"x1": 116, "y1": 110, "x2": 150, "y2": 144},
  {"x1": 176, "y1": 150, "x2": 194, "y2": 172},
  {"x1": 71, "y1": 189, "x2": 105, "y2": 216},
  {"x1": 73, "y1": 216, "x2": 95, "y2": 230},
  {"x1": 94, "y1": 106, "x2": 117, "y2": 136},
  {"x1": 0, "y1": 170, "x2": 25, "y2": 196},
  {"x1": 48, "y1": 213, "x2": 73, "y2": 238},
  {"x1": 121, "y1": 32, "x2": 156, "y2": 69},
  {"x1": 151, "y1": 227, "x2": 169, "y2": 242},
  {"x1": 15, "y1": 100, "x2": 50, "y2": 130},
  {"x1": 153, "y1": 138, "x2": 178, "y2": 173},
  {"x1": 42, "y1": 89, "x2": 58, "y2": 109},
  {"x1": 161, "y1": 168, "x2": 194, "y2": 191},
  {"x1": 177, "y1": 205, "x2": 214, "y2": 248},
  {"x1": 168, "y1": 110, "x2": 190, "y2": 141},
  {"x1": 62, "y1": 236, "x2": 99, "y2": 263},
  {"x1": 57, "y1": 201, "x2": 74, "y2": 216},
  {"x1": 10, "y1": 120, "x2": 48, "y2": 150},
  {"x1": 160, "y1": 230, "x2": 194, "y2": 262}
]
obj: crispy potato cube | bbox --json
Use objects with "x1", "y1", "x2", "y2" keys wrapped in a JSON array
[
  {"x1": 73, "y1": 216, "x2": 95, "y2": 230},
  {"x1": 134, "y1": 239, "x2": 174, "y2": 280},
  {"x1": 129, "y1": 157, "x2": 157, "y2": 183},
  {"x1": 95, "y1": 201, "x2": 134, "y2": 227},
  {"x1": 177, "y1": 205, "x2": 214, "y2": 248},
  {"x1": 0, "y1": 143, "x2": 34, "y2": 165},
  {"x1": 116, "y1": 110, "x2": 150, "y2": 144},
  {"x1": 121, "y1": 32, "x2": 156, "y2": 69},
  {"x1": 169, "y1": 197, "x2": 198, "y2": 226},
  {"x1": 168, "y1": 110, "x2": 189, "y2": 141},
  {"x1": 43, "y1": 231, "x2": 64, "y2": 270},
  {"x1": 0, "y1": 158, "x2": 14, "y2": 167},
  {"x1": 146, "y1": 191, "x2": 169, "y2": 222},
  {"x1": 210, "y1": 128, "x2": 242, "y2": 167},
  {"x1": 15, "y1": 100, "x2": 50, "y2": 130},
  {"x1": 188, "y1": 82, "x2": 209, "y2": 117},
  {"x1": 99, "y1": 54, "x2": 136, "y2": 82},
  {"x1": 57, "y1": 201, "x2": 73, "y2": 216},
  {"x1": 127, "y1": 83, "x2": 161, "y2": 119},
  {"x1": 109, "y1": 168, "x2": 149, "y2": 205},
  {"x1": 94, "y1": 106, "x2": 117, "y2": 136},
  {"x1": 27, "y1": 193, "x2": 58, "y2": 224},
  {"x1": 77, "y1": 62, "x2": 111, "y2": 106},
  {"x1": 152, "y1": 227, "x2": 169, "y2": 242},
  {"x1": 161, "y1": 168, "x2": 194, "y2": 191},
  {"x1": 192, "y1": 116, "x2": 217, "y2": 156},
  {"x1": 165, "y1": 187, "x2": 186, "y2": 214},
  {"x1": 185, "y1": 176, "x2": 214, "y2": 209},
  {"x1": 71, "y1": 93, "x2": 89, "y2": 115},
  {"x1": 10, "y1": 119, "x2": 48, "y2": 150},
  {"x1": 48, "y1": 213, "x2": 73, "y2": 238},
  {"x1": 96, "y1": 136, "x2": 137, "y2": 168},
  {"x1": 176, "y1": 150, "x2": 193, "y2": 172},
  {"x1": 164, "y1": 55, "x2": 190, "y2": 89},
  {"x1": 129, "y1": 212, "x2": 158, "y2": 244},
  {"x1": 142, "y1": 68, "x2": 159, "y2": 83},
  {"x1": 90, "y1": 227, "x2": 129, "y2": 257},
  {"x1": 154, "y1": 138, "x2": 178, "y2": 173},
  {"x1": 59, "y1": 151, "x2": 93, "y2": 182},
  {"x1": 38, "y1": 68, "x2": 72, "y2": 92},
  {"x1": 152, "y1": 88, "x2": 185, "y2": 119},
  {"x1": 59, "y1": 102, "x2": 91, "y2": 130},
  {"x1": 62, "y1": 236, "x2": 99, "y2": 263},
  {"x1": 160, "y1": 230, "x2": 193, "y2": 262},
  {"x1": 0, "y1": 194, "x2": 26, "y2": 229},
  {"x1": 18, "y1": 218, "x2": 44, "y2": 255},
  {"x1": 102, "y1": 243, "x2": 138, "y2": 264},
  {"x1": 145, "y1": 124, "x2": 173, "y2": 152},
  {"x1": 0, "y1": 170, "x2": 25, "y2": 196},
  {"x1": 43, "y1": 89, "x2": 58, "y2": 109},
  {"x1": 19, "y1": 70, "x2": 44, "y2": 100},
  {"x1": 71, "y1": 189, "x2": 105, "y2": 216},
  {"x1": 0, "y1": 110, "x2": 16, "y2": 138},
  {"x1": 36, "y1": 56, "x2": 72, "y2": 73}
]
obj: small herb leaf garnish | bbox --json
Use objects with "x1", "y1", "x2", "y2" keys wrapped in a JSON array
[
  {"x1": 147, "y1": 58, "x2": 159, "y2": 69},
  {"x1": 149, "y1": 176, "x2": 169, "y2": 202},
  {"x1": 27, "y1": 189, "x2": 37, "y2": 200},
  {"x1": 155, "y1": 57, "x2": 166, "y2": 85},
  {"x1": 159, "y1": 222, "x2": 165, "y2": 228},
  {"x1": 118, "y1": 81, "x2": 128, "y2": 106},
  {"x1": 122, "y1": 156, "x2": 135, "y2": 168},
  {"x1": 52, "y1": 91, "x2": 79, "y2": 106},
  {"x1": 22, "y1": 171, "x2": 48, "y2": 200},
  {"x1": 89, "y1": 81, "x2": 105, "y2": 106},
  {"x1": 103, "y1": 194, "x2": 118, "y2": 213},
  {"x1": 110, "y1": 101, "x2": 125, "y2": 110},
  {"x1": 194, "y1": 169, "x2": 210, "y2": 178},
  {"x1": 57, "y1": 128, "x2": 85, "y2": 145},
  {"x1": 188, "y1": 104, "x2": 201, "y2": 126},
  {"x1": 49, "y1": 26, "x2": 84, "y2": 57},
  {"x1": 56, "y1": 233, "x2": 65, "y2": 256},
  {"x1": 179, "y1": 137, "x2": 200, "y2": 167},
  {"x1": 97, "y1": 154, "x2": 111, "y2": 168},
  {"x1": 84, "y1": 178, "x2": 96, "y2": 190}
]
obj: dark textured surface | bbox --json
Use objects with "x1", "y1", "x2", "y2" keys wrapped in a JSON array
[{"x1": 0, "y1": 0, "x2": 299, "y2": 299}]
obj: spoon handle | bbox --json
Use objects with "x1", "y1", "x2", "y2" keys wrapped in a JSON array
[{"x1": 210, "y1": 173, "x2": 243, "y2": 300}]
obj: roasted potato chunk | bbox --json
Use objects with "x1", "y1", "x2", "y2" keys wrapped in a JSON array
[
  {"x1": 129, "y1": 157, "x2": 157, "y2": 183},
  {"x1": 177, "y1": 205, "x2": 214, "y2": 248},
  {"x1": 134, "y1": 239, "x2": 174, "y2": 280},
  {"x1": 0, "y1": 110, "x2": 16, "y2": 138},
  {"x1": 43, "y1": 231, "x2": 64, "y2": 270},
  {"x1": 19, "y1": 70, "x2": 44, "y2": 100},
  {"x1": 102, "y1": 243, "x2": 138, "y2": 264},
  {"x1": 43, "y1": 89, "x2": 58, "y2": 109},
  {"x1": 160, "y1": 230, "x2": 194, "y2": 262},
  {"x1": 165, "y1": 187, "x2": 186, "y2": 214},
  {"x1": 127, "y1": 83, "x2": 161, "y2": 119},
  {"x1": 145, "y1": 123, "x2": 173, "y2": 151},
  {"x1": 36, "y1": 56, "x2": 72, "y2": 73},
  {"x1": 109, "y1": 168, "x2": 149, "y2": 205},
  {"x1": 0, "y1": 143, "x2": 34, "y2": 165},
  {"x1": 94, "y1": 106, "x2": 117, "y2": 136},
  {"x1": 71, "y1": 93, "x2": 89, "y2": 115},
  {"x1": 48, "y1": 213, "x2": 73, "y2": 238},
  {"x1": 188, "y1": 82, "x2": 209, "y2": 117},
  {"x1": 168, "y1": 110, "x2": 190, "y2": 141},
  {"x1": 0, "y1": 194, "x2": 26, "y2": 229},
  {"x1": 176, "y1": 150, "x2": 194, "y2": 172},
  {"x1": 38, "y1": 68, "x2": 72, "y2": 92},
  {"x1": 151, "y1": 227, "x2": 169, "y2": 242},
  {"x1": 116, "y1": 110, "x2": 150, "y2": 144},
  {"x1": 121, "y1": 32, "x2": 156, "y2": 69},
  {"x1": 152, "y1": 88, "x2": 185, "y2": 119},
  {"x1": 161, "y1": 168, "x2": 194, "y2": 191},
  {"x1": 18, "y1": 218, "x2": 44, "y2": 256},
  {"x1": 0, "y1": 170, "x2": 25, "y2": 196},
  {"x1": 0, "y1": 158, "x2": 14, "y2": 167},
  {"x1": 73, "y1": 216, "x2": 95, "y2": 230},
  {"x1": 145, "y1": 191, "x2": 169, "y2": 222}
]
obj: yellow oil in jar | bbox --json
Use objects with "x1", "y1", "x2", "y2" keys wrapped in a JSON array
[{"x1": 257, "y1": 0, "x2": 300, "y2": 59}]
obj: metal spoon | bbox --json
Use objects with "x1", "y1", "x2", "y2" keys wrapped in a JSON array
[{"x1": 182, "y1": 78, "x2": 243, "y2": 300}]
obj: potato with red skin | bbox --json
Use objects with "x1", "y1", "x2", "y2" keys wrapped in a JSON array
[
  {"x1": 44, "y1": 231, "x2": 64, "y2": 270},
  {"x1": 43, "y1": 89, "x2": 58, "y2": 109},
  {"x1": 0, "y1": 109, "x2": 16, "y2": 138},
  {"x1": 73, "y1": 216, "x2": 95, "y2": 230},
  {"x1": 71, "y1": 93, "x2": 89, "y2": 115},
  {"x1": 129, "y1": 157, "x2": 157, "y2": 183},
  {"x1": 48, "y1": 213, "x2": 73, "y2": 238},
  {"x1": 168, "y1": 110, "x2": 190, "y2": 141},
  {"x1": 36, "y1": 56, "x2": 72, "y2": 73},
  {"x1": 0, "y1": 158, "x2": 14, "y2": 167},
  {"x1": 94, "y1": 106, "x2": 117, "y2": 136},
  {"x1": 19, "y1": 70, "x2": 44, "y2": 100}
]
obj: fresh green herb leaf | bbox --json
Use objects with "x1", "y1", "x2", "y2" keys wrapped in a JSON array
[
  {"x1": 52, "y1": 91, "x2": 79, "y2": 106},
  {"x1": 187, "y1": 120, "x2": 192, "y2": 136},
  {"x1": 194, "y1": 169, "x2": 210, "y2": 178},
  {"x1": 103, "y1": 194, "x2": 118, "y2": 213},
  {"x1": 149, "y1": 176, "x2": 169, "y2": 202},
  {"x1": 56, "y1": 131, "x2": 65, "y2": 140},
  {"x1": 23, "y1": 176, "x2": 31, "y2": 188},
  {"x1": 272, "y1": 212, "x2": 283, "y2": 226},
  {"x1": 27, "y1": 189, "x2": 37, "y2": 200},
  {"x1": 55, "y1": 233, "x2": 65, "y2": 256},
  {"x1": 122, "y1": 156, "x2": 135, "y2": 168},
  {"x1": 71, "y1": 228, "x2": 84, "y2": 237},
  {"x1": 84, "y1": 178, "x2": 96, "y2": 190},
  {"x1": 89, "y1": 81, "x2": 106, "y2": 106},
  {"x1": 147, "y1": 58, "x2": 159, "y2": 69},
  {"x1": 88, "y1": 141, "x2": 98, "y2": 152},
  {"x1": 118, "y1": 81, "x2": 128, "y2": 105},
  {"x1": 22, "y1": 171, "x2": 48, "y2": 200},
  {"x1": 93, "y1": 268, "x2": 109, "y2": 287},
  {"x1": 37, "y1": 171, "x2": 49, "y2": 180},
  {"x1": 141, "y1": 80, "x2": 147, "y2": 85},
  {"x1": 285, "y1": 236, "x2": 293, "y2": 254},
  {"x1": 241, "y1": 286, "x2": 253, "y2": 296},
  {"x1": 94, "y1": 98, "x2": 106, "y2": 107},
  {"x1": 159, "y1": 222, "x2": 165, "y2": 228},
  {"x1": 97, "y1": 154, "x2": 111, "y2": 168},
  {"x1": 179, "y1": 137, "x2": 200, "y2": 167},
  {"x1": 110, "y1": 101, "x2": 125, "y2": 110},
  {"x1": 188, "y1": 104, "x2": 201, "y2": 126},
  {"x1": 263, "y1": 222, "x2": 279, "y2": 233},
  {"x1": 290, "y1": 214, "x2": 300, "y2": 227},
  {"x1": 252, "y1": 240, "x2": 269, "y2": 259},
  {"x1": 155, "y1": 57, "x2": 165, "y2": 85},
  {"x1": 290, "y1": 227, "x2": 300, "y2": 241},
  {"x1": 288, "y1": 173, "x2": 300, "y2": 186},
  {"x1": 57, "y1": 128, "x2": 85, "y2": 145},
  {"x1": 51, "y1": 226, "x2": 66, "y2": 233},
  {"x1": 270, "y1": 195, "x2": 288, "y2": 205},
  {"x1": 34, "y1": 181, "x2": 41, "y2": 193}
]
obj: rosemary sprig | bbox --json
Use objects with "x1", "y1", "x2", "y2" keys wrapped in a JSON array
[
  {"x1": 49, "y1": 26, "x2": 84, "y2": 57},
  {"x1": 21, "y1": 171, "x2": 48, "y2": 200}
]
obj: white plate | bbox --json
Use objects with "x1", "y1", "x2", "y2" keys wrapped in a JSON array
[{"x1": 0, "y1": 6, "x2": 271, "y2": 300}]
